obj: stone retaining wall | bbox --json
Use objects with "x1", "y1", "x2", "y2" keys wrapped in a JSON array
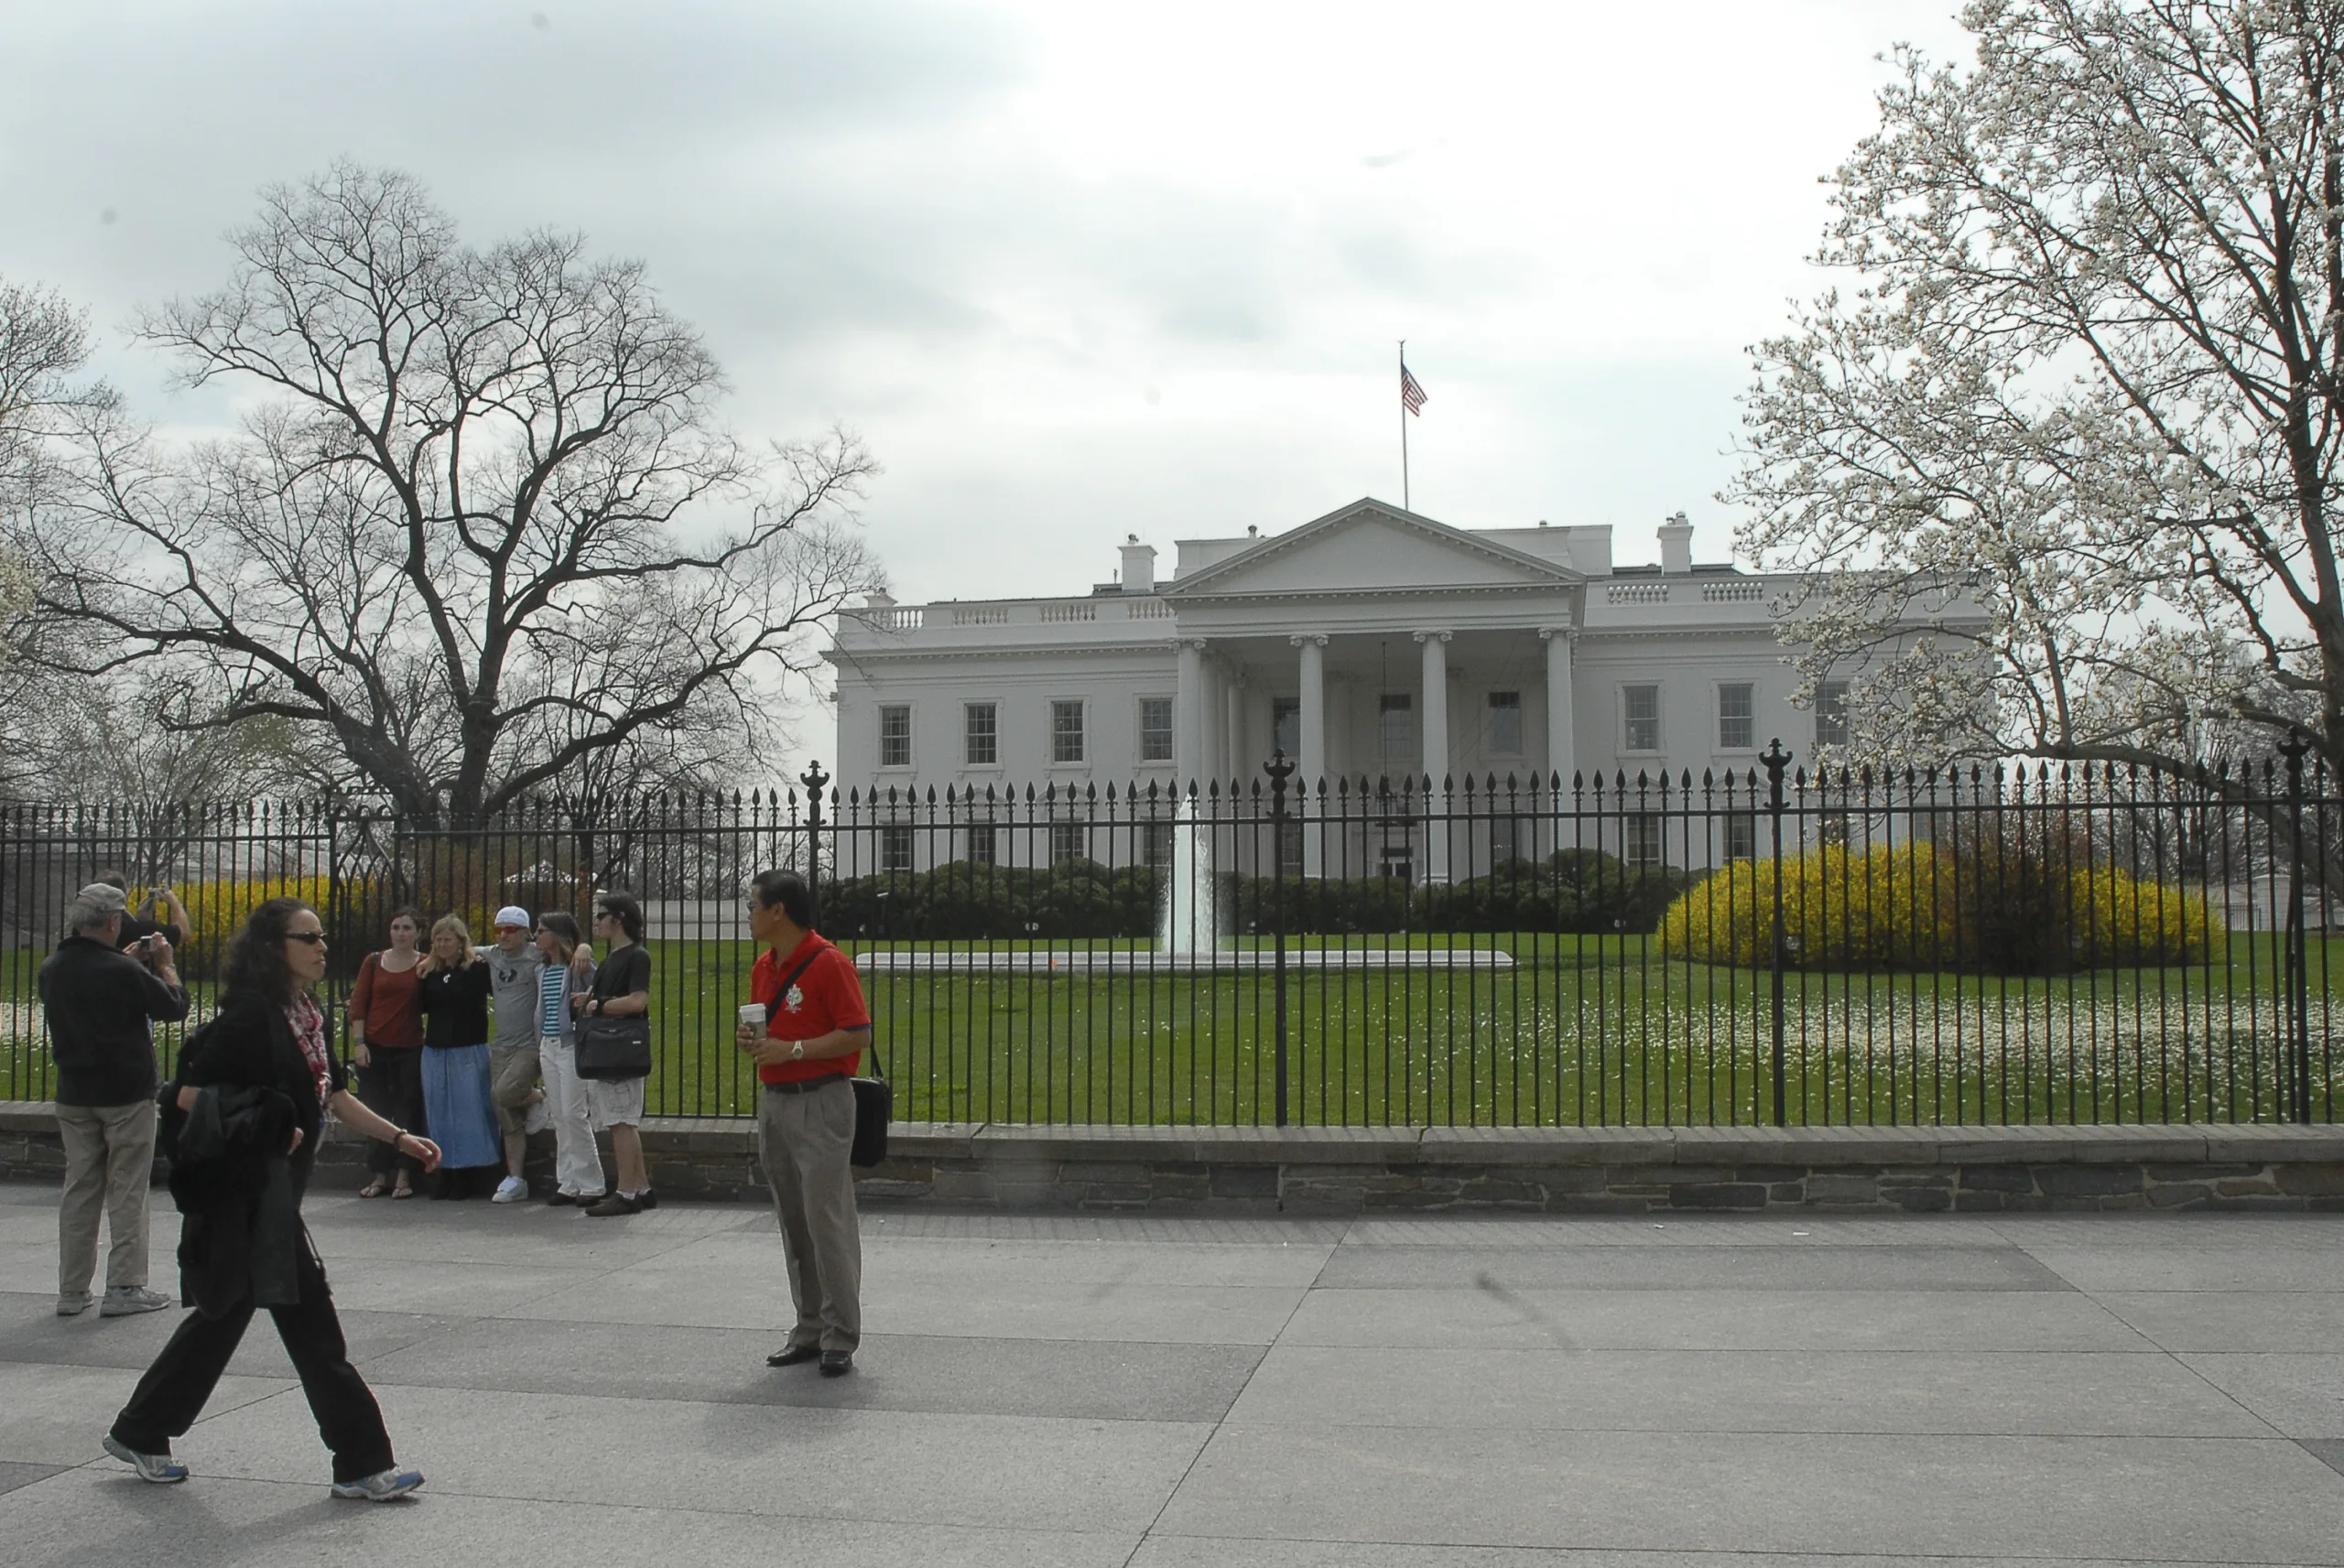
[{"x1": 5, "y1": 1102, "x2": 2340, "y2": 1213}]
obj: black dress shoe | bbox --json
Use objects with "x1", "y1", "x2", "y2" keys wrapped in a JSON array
[
  {"x1": 637, "y1": 1188, "x2": 658, "y2": 1211},
  {"x1": 545, "y1": 1191, "x2": 577, "y2": 1207},
  {"x1": 765, "y1": 1344, "x2": 819, "y2": 1368},
  {"x1": 819, "y1": 1350, "x2": 853, "y2": 1378}
]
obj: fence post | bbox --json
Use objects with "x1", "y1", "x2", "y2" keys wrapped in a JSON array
[
  {"x1": 1763, "y1": 738, "x2": 1792, "y2": 1128},
  {"x1": 802, "y1": 761, "x2": 830, "y2": 932},
  {"x1": 2282, "y1": 730, "x2": 2312, "y2": 1124},
  {"x1": 1266, "y1": 749, "x2": 1295, "y2": 1128}
]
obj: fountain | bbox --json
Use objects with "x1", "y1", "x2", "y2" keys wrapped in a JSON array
[{"x1": 857, "y1": 801, "x2": 1511, "y2": 975}]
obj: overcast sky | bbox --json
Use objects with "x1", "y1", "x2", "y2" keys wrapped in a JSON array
[{"x1": 4, "y1": 0, "x2": 1972, "y2": 602}]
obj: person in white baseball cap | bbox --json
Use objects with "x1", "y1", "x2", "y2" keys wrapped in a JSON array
[{"x1": 481, "y1": 906, "x2": 547, "y2": 1203}]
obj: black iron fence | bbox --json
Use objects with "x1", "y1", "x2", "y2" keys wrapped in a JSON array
[{"x1": 4, "y1": 744, "x2": 2338, "y2": 1126}]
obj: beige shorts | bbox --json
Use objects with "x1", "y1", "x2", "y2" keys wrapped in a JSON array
[
  {"x1": 585, "y1": 1075, "x2": 645, "y2": 1129},
  {"x1": 490, "y1": 1043, "x2": 542, "y2": 1135}
]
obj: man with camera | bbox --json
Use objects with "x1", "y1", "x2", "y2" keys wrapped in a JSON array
[{"x1": 40, "y1": 882, "x2": 191, "y2": 1317}]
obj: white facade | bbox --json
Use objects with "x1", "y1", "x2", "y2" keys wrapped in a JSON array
[{"x1": 824, "y1": 498, "x2": 1958, "y2": 877}]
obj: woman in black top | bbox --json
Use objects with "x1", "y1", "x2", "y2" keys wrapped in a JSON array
[
  {"x1": 105, "y1": 896, "x2": 440, "y2": 1500},
  {"x1": 416, "y1": 914, "x2": 500, "y2": 1194}
]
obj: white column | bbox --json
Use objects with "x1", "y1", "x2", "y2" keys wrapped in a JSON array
[
  {"x1": 1416, "y1": 630, "x2": 1451, "y2": 883},
  {"x1": 1176, "y1": 639, "x2": 1206, "y2": 800},
  {"x1": 1293, "y1": 633, "x2": 1327, "y2": 876},
  {"x1": 1201, "y1": 655, "x2": 1226, "y2": 793},
  {"x1": 1223, "y1": 669, "x2": 1247, "y2": 789},
  {"x1": 1540, "y1": 625, "x2": 1576, "y2": 792}
]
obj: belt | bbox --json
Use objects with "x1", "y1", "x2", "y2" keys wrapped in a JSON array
[{"x1": 762, "y1": 1075, "x2": 847, "y2": 1096}]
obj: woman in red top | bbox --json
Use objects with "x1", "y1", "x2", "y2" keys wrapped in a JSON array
[{"x1": 350, "y1": 908, "x2": 427, "y2": 1199}]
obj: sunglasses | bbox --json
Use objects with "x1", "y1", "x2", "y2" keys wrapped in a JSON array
[{"x1": 286, "y1": 932, "x2": 327, "y2": 946}]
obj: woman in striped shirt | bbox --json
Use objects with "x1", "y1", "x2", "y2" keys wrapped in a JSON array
[{"x1": 531, "y1": 913, "x2": 603, "y2": 1206}]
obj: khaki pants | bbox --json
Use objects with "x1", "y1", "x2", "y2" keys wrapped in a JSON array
[
  {"x1": 57, "y1": 1099, "x2": 157, "y2": 1295},
  {"x1": 490, "y1": 1042, "x2": 542, "y2": 1136},
  {"x1": 756, "y1": 1078, "x2": 861, "y2": 1353}
]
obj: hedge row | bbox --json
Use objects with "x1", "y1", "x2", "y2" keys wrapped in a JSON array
[
  {"x1": 819, "y1": 850, "x2": 1693, "y2": 941},
  {"x1": 1655, "y1": 842, "x2": 2220, "y2": 974}
]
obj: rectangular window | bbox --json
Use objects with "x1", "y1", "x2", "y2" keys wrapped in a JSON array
[
  {"x1": 1379, "y1": 693, "x2": 1414, "y2": 762},
  {"x1": 1051, "y1": 699, "x2": 1085, "y2": 764},
  {"x1": 964, "y1": 702, "x2": 997, "y2": 767},
  {"x1": 1273, "y1": 697, "x2": 1300, "y2": 759},
  {"x1": 1624, "y1": 814, "x2": 1665, "y2": 868},
  {"x1": 880, "y1": 824, "x2": 915, "y2": 873},
  {"x1": 1622, "y1": 685, "x2": 1661, "y2": 752},
  {"x1": 1485, "y1": 690, "x2": 1523, "y2": 755},
  {"x1": 1491, "y1": 816, "x2": 1525, "y2": 863},
  {"x1": 1815, "y1": 682, "x2": 1850, "y2": 747},
  {"x1": 1276, "y1": 818, "x2": 1304, "y2": 876},
  {"x1": 1138, "y1": 697, "x2": 1174, "y2": 762},
  {"x1": 963, "y1": 825, "x2": 997, "y2": 866},
  {"x1": 1718, "y1": 683, "x2": 1753, "y2": 751},
  {"x1": 1049, "y1": 820, "x2": 1089, "y2": 866},
  {"x1": 1724, "y1": 812, "x2": 1757, "y2": 861},
  {"x1": 1141, "y1": 822, "x2": 1175, "y2": 871},
  {"x1": 878, "y1": 705, "x2": 912, "y2": 769}
]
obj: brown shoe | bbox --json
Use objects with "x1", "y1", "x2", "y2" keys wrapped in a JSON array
[{"x1": 582, "y1": 1193, "x2": 641, "y2": 1217}]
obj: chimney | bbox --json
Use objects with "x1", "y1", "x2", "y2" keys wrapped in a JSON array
[
  {"x1": 1120, "y1": 534, "x2": 1156, "y2": 595},
  {"x1": 1658, "y1": 512, "x2": 1694, "y2": 575}
]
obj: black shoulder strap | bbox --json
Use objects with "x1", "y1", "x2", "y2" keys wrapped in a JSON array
[{"x1": 772, "y1": 946, "x2": 884, "y2": 1081}]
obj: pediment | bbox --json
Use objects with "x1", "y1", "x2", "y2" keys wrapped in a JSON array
[{"x1": 1163, "y1": 499, "x2": 1580, "y2": 600}]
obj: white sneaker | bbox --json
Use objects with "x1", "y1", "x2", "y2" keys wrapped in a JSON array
[
  {"x1": 100, "y1": 1286, "x2": 172, "y2": 1317},
  {"x1": 103, "y1": 1434, "x2": 189, "y2": 1483},
  {"x1": 331, "y1": 1466, "x2": 424, "y2": 1501},
  {"x1": 57, "y1": 1290, "x2": 92, "y2": 1316},
  {"x1": 523, "y1": 1098, "x2": 548, "y2": 1135},
  {"x1": 492, "y1": 1175, "x2": 527, "y2": 1204}
]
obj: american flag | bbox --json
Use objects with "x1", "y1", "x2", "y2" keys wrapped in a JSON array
[{"x1": 1400, "y1": 362, "x2": 1427, "y2": 416}]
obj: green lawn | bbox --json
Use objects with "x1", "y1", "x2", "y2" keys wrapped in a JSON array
[{"x1": 5, "y1": 933, "x2": 2339, "y2": 1126}]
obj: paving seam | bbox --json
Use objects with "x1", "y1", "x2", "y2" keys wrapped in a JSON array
[
  {"x1": 1113, "y1": 1211, "x2": 1359, "y2": 1568},
  {"x1": 1989, "y1": 1217, "x2": 2314, "y2": 1447},
  {"x1": 1131, "y1": 1530, "x2": 2338, "y2": 1565}
]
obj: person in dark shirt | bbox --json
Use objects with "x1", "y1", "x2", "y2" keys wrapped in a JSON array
[
  {"x1": 40, "y1": 881, "x2": 191, "y2": 1318},
  {"x1": 416, "y1": 914, "x2": 500, "y2": 1195},
  {"x1": 93, "y1": 871, "x2": 190, "y2": 953},
  {"x1": 103, "y1": 895, "x2": 440, "y2": 1498},
  {"x1": 580, "y1": 893, "x2": 655, "y2": 1217}
]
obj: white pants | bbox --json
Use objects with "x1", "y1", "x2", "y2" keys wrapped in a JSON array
[{"x1": 538, "y1": 1035, "x2": 606, "y2": 1197}]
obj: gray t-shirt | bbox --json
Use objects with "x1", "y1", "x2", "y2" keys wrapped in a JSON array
[{"x1": 478, "y1": 944, "x2": 545, "y2": 1053}]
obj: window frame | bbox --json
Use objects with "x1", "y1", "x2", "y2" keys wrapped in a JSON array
[
  {"x1": 1378, "y1": 692, "x2": 1415, "y2": 763},
  {"x1": 1621, "y1": 683, "x2": 1663, "y2": 754},
  {"x1": 962, "y1": 700, "x2": 1001, "y2": 770},
  {"x1": 877, "y1": 702, "x2": 914, "y2": 771},
  {"x1": 1136, "y1": 695, "x2": 1175, "y2": 765},
  {"x1": 879, "y1": 822, "x2": 916, "y2": 874},
  {"x1": 1484, "y1": 689, "x2": 1524, "y2": 757},
  {"x1": 1814, "y1": 681, "x2": 1850, "y2": 748},
  {"x1": 1048, "y1": 697, "x2": 1087, "y2": 767},
  {"x1": 1048, "y1": 819, "x2": 1090, "y2": 866},
  {"x1": 1715, "y1": 681, "x2": 1754, "y2": 752}
]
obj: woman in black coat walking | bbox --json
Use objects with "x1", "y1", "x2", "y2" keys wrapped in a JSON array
[{"x1": 103, "y1": 896, "x2": 443, "y2": 1500}]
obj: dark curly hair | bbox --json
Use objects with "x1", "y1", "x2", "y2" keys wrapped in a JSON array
[{"x1": 220, "y1": 896, "x2": 316, "y2": 1006}]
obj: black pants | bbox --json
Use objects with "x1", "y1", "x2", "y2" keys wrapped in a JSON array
[
  {"x1": 355, "y1": 1047, "x2": 426, "y2": 1181},
  {"x1": 111, "y1": 1235, "x2": 394, "y2": 1483}
]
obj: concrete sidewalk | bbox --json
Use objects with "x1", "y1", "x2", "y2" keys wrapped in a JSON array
[{"x1": 3, "y1": 1182, "x2": 2342, "y2": 1565}]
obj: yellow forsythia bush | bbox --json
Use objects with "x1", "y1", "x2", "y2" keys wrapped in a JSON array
[
  {"x1": 1657, "y1": 845, "x2": 2219, "y2": 974},
  {"x1": 174, "y1": 875, "x2": 354, "y2": 978}
]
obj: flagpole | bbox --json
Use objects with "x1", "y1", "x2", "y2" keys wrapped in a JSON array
[{"x1": 1399, "y1": 340, "x2": 1410, "y2": 513}]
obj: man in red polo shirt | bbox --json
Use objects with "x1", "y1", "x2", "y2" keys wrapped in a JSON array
[{"x1": 736, "y1": 868, "x2": 873, "y2": 1377}]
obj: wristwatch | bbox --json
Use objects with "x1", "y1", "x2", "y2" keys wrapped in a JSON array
[{"x1": 789, "y1": 1041, "x2": 804, "y2": 1062}]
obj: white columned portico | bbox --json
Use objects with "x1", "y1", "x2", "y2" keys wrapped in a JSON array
[
  {"x1": 1177, "y1": 639, "x2": 1207, "y2": 798},
  {"x1": 1222, "y1": 665, "x2": 1247, "y2": 790},
  {"x1": 1293, "y1": 633, "x2": 1327, "y2": 875},
  {"x1": 1540, "y1": 624, "x2": 1576, "y2": 793},
  {"x1": 1416, "y1": 630, "x2": 1452, "y2": 883}
]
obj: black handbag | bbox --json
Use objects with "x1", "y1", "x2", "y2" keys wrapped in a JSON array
[
  {"x1": 850, "y1": 1039, "x2": 891, "y2": 1169},
  {"x1": 573, "y1": 1013, "x2": 651, "y2": 1081}
]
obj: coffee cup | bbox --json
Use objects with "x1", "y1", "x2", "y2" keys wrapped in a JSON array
[{"x1": 738, "y1": 1002, "x2": 767, "y2": 1031}]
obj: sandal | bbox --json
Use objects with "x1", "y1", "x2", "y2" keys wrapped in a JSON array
[
  {"x1": 358, "y1": 1179, "x2": 391, "y2": 1199},
  {"x1": 391, "y1": 1184, "x2": 416, "y2": 1200}
]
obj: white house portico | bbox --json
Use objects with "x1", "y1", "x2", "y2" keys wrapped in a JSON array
[{"x1": 825, "y1": 498, "x2": 1959, "y2": 880}]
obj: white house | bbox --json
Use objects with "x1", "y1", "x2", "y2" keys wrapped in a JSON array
[{"x1": 824, "y1": 497, "x2": 1950, "y2": 881}]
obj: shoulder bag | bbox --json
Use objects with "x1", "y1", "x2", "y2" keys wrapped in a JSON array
[{"x1": 574, "y1": 954, "x2": 652, "y2": 1081}]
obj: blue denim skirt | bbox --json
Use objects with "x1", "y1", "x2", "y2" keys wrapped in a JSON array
[{"x1": 419, "y1": 1044, "x2": 501, "y2": 1170}]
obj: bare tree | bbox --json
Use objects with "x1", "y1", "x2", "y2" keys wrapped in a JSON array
[
  {"x1": 26, "y1": 163, "x2": 880, "y2": 827},
  {"x1": 1732, "y1": 1, "x2": 2344, "y2": 780}
]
